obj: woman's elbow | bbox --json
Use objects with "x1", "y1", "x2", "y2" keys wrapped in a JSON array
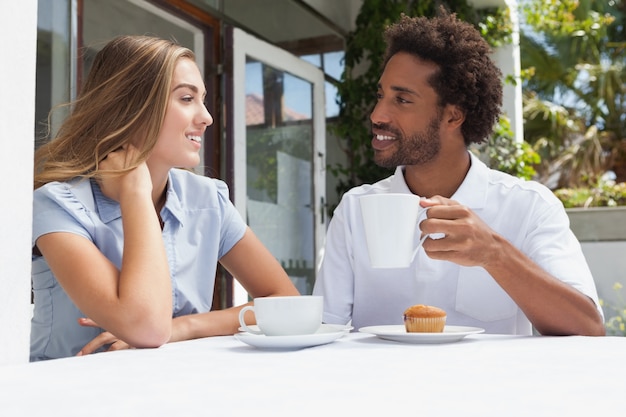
[
  {"x1": 126, "y1": 316, "x2": 172, "y2": 348},
  {"x1": 129, "y1": 327, "x2": 171, "y2": 348}
]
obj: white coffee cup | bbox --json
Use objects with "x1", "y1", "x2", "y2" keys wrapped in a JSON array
[
  {"x1": 238, "y1": 295, "x2": 323, "y2": 336},
  {"x1": 359, "y1": 193, "x2": 428, "y2": 268}
]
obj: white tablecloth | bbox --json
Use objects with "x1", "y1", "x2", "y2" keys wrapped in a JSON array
[{"x1": 1, "y1": 333, "x2": 623, "y2": 416}]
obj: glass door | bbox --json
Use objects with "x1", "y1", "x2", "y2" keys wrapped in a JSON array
[{"x1": 231, "y1": 28, "x2": 326, "y2": 302}]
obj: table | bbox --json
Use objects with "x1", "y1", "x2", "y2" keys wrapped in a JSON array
[{"x1": 1, "y1": 332, "x2": 624, "y2": 416}]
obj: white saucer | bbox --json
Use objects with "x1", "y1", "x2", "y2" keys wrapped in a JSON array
[
  {"x1": 358, "y1": 325, "x2": 485, "y2": 344},
  {"x1": 234, "y1": 324, "x2": 352, "y2": 350}
]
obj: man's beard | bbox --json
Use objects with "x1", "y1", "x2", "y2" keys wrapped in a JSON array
[{"x1": 373, "y1": 114, "x2": 442, "y2": 169}]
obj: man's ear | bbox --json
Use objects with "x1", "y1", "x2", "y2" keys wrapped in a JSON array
[{"x1": 444, "y1": 105, "x2": 465, "y2": 129}]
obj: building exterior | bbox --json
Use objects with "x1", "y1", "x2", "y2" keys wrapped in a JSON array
[{"x1": 0, "y1": 0, "x2": 519, "y2": 365}]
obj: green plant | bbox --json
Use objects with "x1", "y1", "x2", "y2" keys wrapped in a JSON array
[
  {"x1": 554, "y1": 175, "x2": 626, "y2": 208},
  {"x1": 472, "y1": 116, "x2": 540, "y2": 181},
  {"x1": 521, "y1": 0, "x2": 626, "y2": 188},
  {"x1": 601, "y1": 282, "x2": 626, "y2": 336},
  {"x1": 329, "y1": 0, "x2": 515, "y2": 201}
]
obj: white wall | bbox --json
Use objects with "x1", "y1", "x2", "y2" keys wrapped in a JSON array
[
  {"x1": 471, "y1": 0, "x2": 523, "y2": 142},
  {"x1": 0, "y1": 0, "x2": 38, "y2": 366},
  {"x1": 496, "y1": 0, "x2": 524, "y2": 142},
  {"x1": 568, "y1": 208, "x2": 626, "y2": 314},
  {"x1": 581, "y1": 242, "x2": 626, "y2": 309}
]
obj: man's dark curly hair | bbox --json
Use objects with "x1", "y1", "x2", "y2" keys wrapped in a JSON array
[{"x1": 383, "y1": 10, "x2": 503, "y2": 145}]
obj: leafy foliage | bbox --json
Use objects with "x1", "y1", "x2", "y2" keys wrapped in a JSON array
[
  {"x1": 602, "y1": 282, "x2": 626, "y2": 336},
  {"x1": 472, "y1": 116, "x2": 539, "y2": 181},
  {"x1": 554, "y1": 174, "x2": 626, "y2": 208},
  {"x1": 521, "y1": 0, "x2": 626, "y2": 189}
]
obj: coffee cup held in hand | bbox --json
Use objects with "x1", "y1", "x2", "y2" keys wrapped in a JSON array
[
  {"x1": 238, "y1": 295, "x2": 323, "y2": 336},
  {"x1": 359, "y1": 193, "x2": 428, "y2": 268}
]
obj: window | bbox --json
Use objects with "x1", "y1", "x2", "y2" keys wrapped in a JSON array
[
  {"x1": 35, "y1": 0, "x2": 72, "y2": 146},
  {"x1": 300, "y1": 50, "x2": 344, "y2": 118}
]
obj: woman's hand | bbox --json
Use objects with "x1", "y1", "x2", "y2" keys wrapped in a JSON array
[
  {"x1": 98, "y1": 144, "x2": 153, "y2": 203},
  {"x1": 76, "y1": 318, "x2": 131, "y2": 356}
]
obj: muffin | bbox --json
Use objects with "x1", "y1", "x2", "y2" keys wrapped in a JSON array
[{"x1": 403, "y1": 304, "x2": 447, "y2": 333}]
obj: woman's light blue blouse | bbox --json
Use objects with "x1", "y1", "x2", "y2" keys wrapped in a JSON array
[{"x1": 30, "y1": 169, "x2": 247, "y2": 361}]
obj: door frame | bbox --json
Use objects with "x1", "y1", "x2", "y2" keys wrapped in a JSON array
[{"x1": 229, "y1": 27, "x2": 326, "y2": 305}]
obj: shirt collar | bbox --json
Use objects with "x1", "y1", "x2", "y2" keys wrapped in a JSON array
[
  {"x1": 162, "y1": 171, "x2": 185, "y2": 226},
  {"x1": 90, "y1": 179, "x2": 120, "y2": 224},
  {"x1": 389, "y1": 151, "x2": 489, "y2": 209},
  {"x1": 90, "y1": 171, "x2": 186, "y2": 225},
  {"x1": 453, "y1": 151, "x2": 489, "y2": 209}
]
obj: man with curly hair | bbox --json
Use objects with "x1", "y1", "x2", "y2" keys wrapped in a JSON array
[{"x1": 313, "y1": 10, "x2": 605, "y2": 336}]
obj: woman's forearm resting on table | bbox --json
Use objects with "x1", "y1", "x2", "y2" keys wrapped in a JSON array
[{"x1": 170, "y1": 308, "x2": 253, "y2": 342}]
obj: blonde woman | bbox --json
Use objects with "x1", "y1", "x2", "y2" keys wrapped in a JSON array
[{"x1": 31, "y1": 35, "x2": 299, "y2": 361}]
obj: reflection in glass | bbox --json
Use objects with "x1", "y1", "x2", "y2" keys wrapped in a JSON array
[
  {"x1": 300, "y1": 54, "x2": 321, "y2": 68},
  {"x1": 300, "y1": 51, "x2": 343, "y2": 118},
  {"x1": 35, "y1": 0, "x2": 71, "y2": 145},
  {"x1": 245, "y1": 59, "x2": 316, "y2": 294},
  {"x1": 325, "y1": 81, "x2": 339, "y2": 118},
  {"x1": 323, "y1": 50, "x2": 344, "y2": 80}
]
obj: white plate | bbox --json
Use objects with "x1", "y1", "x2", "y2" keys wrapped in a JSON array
[
  {"x1": 358, "y1": 325, "x2": 485, "y2": 344},
  {"x1": 234, "y1": 324, "x2": 352, "y2": 350}
]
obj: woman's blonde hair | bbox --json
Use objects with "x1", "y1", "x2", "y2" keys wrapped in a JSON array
[{"x1": 34, "y1": 35, "x2": 196, "y2": 189}]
